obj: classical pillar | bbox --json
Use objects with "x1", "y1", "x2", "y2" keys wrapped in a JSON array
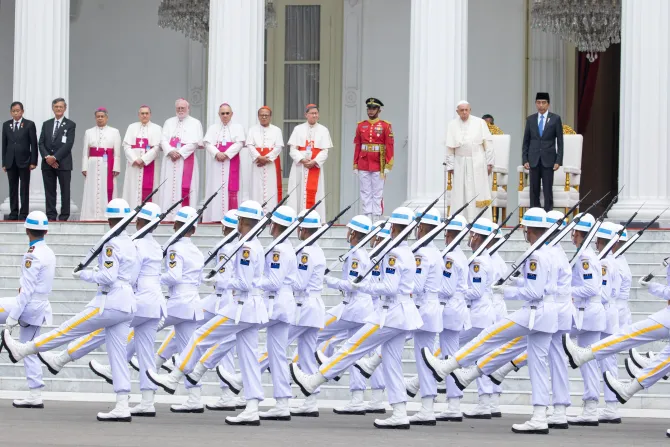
[
  {"x1": 404, "y1": 0, "x2": 467, "y2": 215},
  {"x1": 528, "y1": 28, "x2": 566, "y2": 119},
  {"x1": 609, "y1": 0, "x2": 670, "y2": 226},
  {"x1": 207, "y1": 0, "x2": 264, "y2": 203},
  {"x1": 3, "y1": 0, "x2": 78, "y2": 218}
]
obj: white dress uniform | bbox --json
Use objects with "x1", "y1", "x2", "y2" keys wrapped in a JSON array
[
  {"x1": 615, "y1": 254, "x2": 633, "y2": 327},
  {"x1": 80, "y1": 125, "x2": 122, "y2": 221},
  {"x1": 245, "y1": 124, "x2": 284, "y2": 212},
  {"x1": 599, "y1": 251, "x2": 622, "y2": 407},
  {"x1": 121, "y1": 121, "x2": 162, "y2": 210}
]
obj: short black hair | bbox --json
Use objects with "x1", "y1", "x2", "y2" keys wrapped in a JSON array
[
  {"x1": 52, "y1": 97, "x2": 66, "y2": 106},
  {"x1": 482, "y1": 114, "x2": 494, "y2": 121},
  {"x1": 27, "y1": 229, "x2": 47, "y2": 238},
  {"x1": 10, "y1": 101, "x2": 23, "y2": 111}
]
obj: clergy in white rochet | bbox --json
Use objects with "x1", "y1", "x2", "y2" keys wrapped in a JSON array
[
  {"x1": 121, "y1": 105, "x2": 162, "y2": 210},
  {"x1": 287, "y1": 104, "x2": 332, "y2": 222},
  {"x1": 203, "y1": 103, "x2": 245, "y2": 222},
  {"x1": 245, "y1": 106, "x2": 284, "y2": 213},
  {"x1": 158, "y1": 98, "x2": 203, "y2": 220},
  {"x1": 445, "y1": 100, "x2": 494, "y2": 221},
  {"x1": 80, "y1": 107, "x2": 122, "y2": 221}
]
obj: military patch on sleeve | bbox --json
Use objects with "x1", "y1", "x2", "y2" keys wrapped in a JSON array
[
  {"x1": 104, "y1": 261, "x2": 114, "y2": 269},
  {"x1": 372, "y1": 264, "x2": 381, "y2": 277},
  {"x1": 443, "y1": 271, "x2": 452, "y2": 278},
  {"x1": 219, "y1": 255, "x2": 225, "y2": 262},
  {"x1": 529, "y1": 260, "x2": 537, "y2": 271},
  {"x1": 583, "y1": 273, "x2": 593, "y2": 279},
  {"x1": 105, "y1": 246, "x2": 113, "y2": 257},
  {"x1": 243, "y1": 249, "x2": 250, "y2": 259},
  {"x1": 388, "y1": 256, "x2": 397, "y2": 267},
  {"x1": 351, "y1": 260, "x2": 359, "y2": 270},
  {"x1": 298, "y1": 254, "x2": 309, "y2": 270},
  {"x1": 526, "y1": 273, "x2": 537, "y2": 280},
  {"x1": 169, "y1": 261, "x2": 177, "y2": 268},
  {"x1": 385, "y1": 267, "x2": 396, "y2": 274},
  {"x1": 218, "y1": 266, "x2": 226, "y2": 274},
  {"x1": 273, "y1": 252, "x2": 280, "y2": 262},
  {"x1": 27, "y1": 246, "x2": 35, "y2": 254},
  {"x1": 445, "y1": 260, "x2": 453, "y2": 270},
  {"x1": 602, "y1": 266, "x2": 607, "y2": 276},
  {"x1": 472, "y1": 277, "x2": 482, "y2": 283},
  {"x1": 473, "y1": 263, "x2": 480, "y2": 273},
  {"x1": 415, "y1": 257, "x2": 421, "y2": 267},
  {"x1": 582, "y1": 261, "x2": 590, "y2": 270},
  {"x1": 24, "y1": 259, "x2": 32, "y2": 268},
  {"x1": 169, "y1": 251, "x2": 176, "y2": 261}
]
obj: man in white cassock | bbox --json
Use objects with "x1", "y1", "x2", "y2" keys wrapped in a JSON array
[
  {"x1": 446, "y1": 101, "x2": 494, "y2": 221},
  {"x1": 287, "y1": 104, "x2": 332, "y2": 222},
  {"x1": 121, "y1": 105, "x2": 162, "y2": 210},
  {"x1": 158, "y1": 99, "x2": 203, "y2": 219},
  {"x1": 80, "y1": 107, "x2": 121, "y2": 221},
  {"x1": 245, "y1": 106, "x2": 283, "y2": 213},
  {"x1": 202, "y1": 103, "x2": 245, "y2": 222}
]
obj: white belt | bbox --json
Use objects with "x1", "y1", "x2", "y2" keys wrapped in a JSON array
[
  {"x1": 574, "y1": 295, "x2": 600, "y2": 331},
  {"x1": 169, "y1": 284, "x2": 199, "y2": 296},
  {"x1": 264, "y1": 286, "x2": 292, "y2": 317},
  {"x1": 98, "y1": 279, "x2": 131, "y2": 315},
  {"x1": 554, "y1": 293, "x2": 571, "y2": 303},
  {"x1": 362, "y1": 144, "x2": 383, "y2": 152},
  {"x1": 136, "y1": 276, "x2": 160, "y2": 292},
  {"x1": 414, "y1": 292, "x2": 439, "y2": 308},
  {"x1": 526, "y1": 296, "x2": 554, "y2": 330},
  {"x1": 379, "y1": 294, "x2": 410, "y2": 328},
  {"x1": 233, "y1": 288, "x2": 263, "y2": 324}
]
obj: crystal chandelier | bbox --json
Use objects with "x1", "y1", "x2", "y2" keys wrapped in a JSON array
[
  {"x1": 158, "y1": 0, "x2": 278, "y2": 45},
  {"x1": 531, "y1": 0, "x2": 621, "y2": 62}
]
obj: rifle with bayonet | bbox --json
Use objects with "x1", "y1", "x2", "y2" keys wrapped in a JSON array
[
  {"x1": 617, "y1": 206, "x2": 670, "y2": 261},
  {"x1": 597, "y1": 203, "x2": 645, "y2": 260},
  {"x1": 295, "y1": 198, "x2": 358, "y2": 254},
  {"x1": 409, "y1": 196, "x2": 480, "y2": 254},
  {"x1": 265, "y1": 194, "x2": 328, "y2": 256},
  {"x1": 478, "y1": 206, "x2": 519, "y2": 256},
  {"x1": 131, "y1": 195, "x2": 187, "y2": 241},
  {"x1": 440, "y1": 205, "x2": 491, "y2": 258}
]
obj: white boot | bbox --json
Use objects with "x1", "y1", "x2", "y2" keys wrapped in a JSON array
[
  {"x1": 624, "y1": 358, "x2": 641, "y2": 379},
  {"x1": 421, "y1": 348, "x2": 459, "y2": 381},
  {"x1": 598, "y1": 401, "x2": 622, "y2": 424},
  {"x1": 259, "y1": 397, "x2": 291, "y2": 421},
  {"x1": 511, "y1": 405, "x2": 549, "y2": 434},
  {"x1": 12, "y1": 388, "x2": 44, "y2": 409},
  {"x1": 97, "y1": 393, "x2": 131, "y2": 422},
  {"x1": 170, "y1": 387, "x2": 205, "y2": 413},
  {"x1": 373, "y1": 402, "x2": 410, "y2": 429},
  {"x1": 206, "y1": 388, "x2": 238, "y2": 412},
  {"x1": 2, "y1": 329, "x2": 37, "y2": 363},
  {"x1": 225, "y1": 398, "x2": 260, "y2": 426},
  {"x1": 547, "y1": 404, "x2": 568, "y2": 429},
  {"x1": 604, "y1": 371, "x2": 644, "y2": 404},
  {"x1": 436, "y1": 397, "x2": 462, "y2": 422},
  {"x1": 365, "y1": 389, "x2": 387, "y2": 414},
  {"x1": 489, "y1": 361, "x2": 518, "y2": 385},
  {"x1": 404, "y1": 376, "x2": 420, "y2": 398},
  {"x1": 37, "y1": 351, "x2": 72, "y2": 375},
  {"x1": 354, "y1": 352, "x2": 382, "y2": 378},
  {"x1": 130, "y1": 390, "x2": 156, "y2": 417},
  {"x1": 289, "y1": 363, "x2": 327, "y2": 397},
  {"x1": 490, "y1": 393, "x2": 502, "y2": 417},
  {"x1": 291, "y1": 394, "x2": 319, "y2": 417},
  {"x1": 451, "y1": 365, "x2": 482, "y2": 390},
  {"x1": 333, "y1": 390, "x2": 366, "y2": 415},
  {"x1": 562, "y1": 333, "x2": 595, "y2": 368},
  {"x1": 89, "y1": 360, "x2": 114, "y2": 385},
  {"x1": 629, "y1": 348, "x2": 652, "y2": 369},
  {"x1": 567, "y1": 400, "x2": 599, "y2": 426},
  {"x1": 146, "y1": 367, "x2": 184, "y2": 395},
  {"x1": 437, "y1": 381, "x2": 447, "y2": 395},
  {"x1": 464, "y1": 393, "x2": 492, "y2": 419},
  {"x1": 186, "y1": 362, "x2": 208, "y2": 386},
  {"x1": 314, "y1": 349, "x2": 329, "y2": 366},
  {"x1": 409, "y1": 397, "x2": 436, "y2": 426},
  {"x1": 129, "y1": 356, "x2": 140, "y2": 372},
  {"x1": 216, "y1": 366, "x2": 244, "y2": 395}
]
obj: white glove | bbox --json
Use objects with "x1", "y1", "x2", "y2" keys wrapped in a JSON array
[
  {"x1": 384, "y1": 168, "x2": 390, "y2": 176},
  {"x1": 93, "y1": 265, "x2": 100, "y2": 273},
  {"x1": 324, "y1": 275, "x2": 339, "y2": 287},
  {"x1": 72, "y1": 268, "x2": 82, "y2": 279},
  {"x1": 491, "y1": 284, "x2": 506, "y2": 295},
  {"x1": 353, "y1": 169, "x2": 358, "y2": 175},
  {"x1": 638, "y1": 277, "x2": 651, "y2": 288},
  {"x1": 350, "y1": 279, "x2": 364, "y2": 289},
  {"x1": 5, "y1": 316, "x2": 18, "y2": 332},
  {"x1": 202, "y1": 273, "x2": 216, "y2": 286}
]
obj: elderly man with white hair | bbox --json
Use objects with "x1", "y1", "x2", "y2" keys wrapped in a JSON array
[
  {"x1": 445, "y1": 100, "x2": 494, "y2": 221},
  {"x1": 158, "y1": 98, "x2": 203, "y2": 220}
]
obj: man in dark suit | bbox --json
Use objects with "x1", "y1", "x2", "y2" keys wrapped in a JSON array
[
  {"x1": 522, "y1": 92, "x2": 564, "y2": 211},
  {"x1": 2, "y1": 102, "x2": 38, "y2": 220},
  {"x1": 39, "y1": 98, "x2": 75, "y2": 221}
]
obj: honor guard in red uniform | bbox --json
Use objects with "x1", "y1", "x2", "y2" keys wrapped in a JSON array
[{"x1": 353, "y1": 98, "x2": 394, "y2": 221}]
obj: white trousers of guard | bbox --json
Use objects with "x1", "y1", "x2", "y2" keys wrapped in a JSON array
[
  {"x1": 198, "y1": 311, "x2": 234, "y2": 390},
  {"x1": 570, "y1": 329, "x2": 601, "y2": 402},
  {"x1": 289, "y1": 324, "x2": 321, "y2": 394},
  {"x1": 359, "y1": 171, "x2": 384, "y2": 215},
  {"x1": 257, "y1": 319, "x2": 291, "y2": 399},
  {"x1": 317, "y1": 319, "x2": 367, "y2": 391},
  {"x1": 33, "y1": 307, "x2": 132, "y2": 394},
  {"x1": 413, "y1": 330, "x2": 438, "y2": 398},
  {"x1": 598, "y1": 331, "x2": 619, "y2": 403},
  {"x1": 162, "y1": 315, "x2": 201, "y2": 390},
  {"x1": 439, "y1": 328, "x2": 463, "y2": 399},
  {"x1": 459, "y1": 327, "x2": 495, "y2": 396},
  {"x1": 0, "y1": 311, "x2": 45, "y2": 390},
  {"x1": 638, "y1": 343, "x2": 670, "y2": 388}
]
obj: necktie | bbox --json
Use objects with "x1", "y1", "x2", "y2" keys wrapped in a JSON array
[
  {"x1": 13, "y1": 122, "x2": 18, "y2": 132},
  {"x1": 538, "y1": 115, "x2": 545, "y2": 137},
  {"x1": 52, "y1": 120, "x2": 60, "y2": 141}
]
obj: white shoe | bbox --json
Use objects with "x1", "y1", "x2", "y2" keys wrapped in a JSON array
[
  {"x1": 2, "y1": 329, "x2": 37, "y2": 363},
  {"x1": 37, "y1": 350, "x2": 72, "y2": 376},
  {"x1": 364, "y1": 389, "x2": 387, "y2": 414},
  {"x1": 421, "y1": 348, "x2": 458, "y2": 381},
  {"x1": 404, "y1": 375, "x2": 420, "y2": 398},
  {"x1": 314, "y1": 349, "x2": 329, "y2": 366},
  {"x1": 97, "y1": 393, "x2": 131, "y2": 422},
  {"x1": 451, "y1": 365, "x2": 481, "y2": 391},
  {"x1": 289, "y1": 363, "x2": 327, "y2": 397},
  {"x1": 562, "y1": 333, "x2": 595, "y2": 368},
  {"x1": 625, "y1": 358, "x2": 642, "y2": 379},
  {"x1": 89, "y1": 360, "x2": 114, "y2": 385},
  {"x1": 129, "y1": 356, "x2": 140, "y2": 372},
  {"x1": 235, "y1": 396, "x2": 246, "y2": 408},
  {"x1": 547, "y1": 404, "x2": 568, "y2": 429},
  {"x1": 186, "y1": 362, "x2": 208, "y2": 386},
  {"x1": 489, "y1": 361, "x2": 518, "y2": 385},
  {"x1": 291, "y1": 395, "x2": 319, "y2": 417},
  {"x1": 259, "y1": 397, "x2": 291, "y2": 421},
  {"x1": 216, "y1": 366, "x2": 243, "y2": 395},
  {"x1": 12, "y1": 388, "x2": 44, "y2": 409},
  {"x1": 409, "y1": 397, "x2": 436, "y2": 426},
  {"x1": 225, "y1": 398, "x2": 260, "y2": 426},
  {"x1": 333, "y1": 390, "x2": 366, "y2": 415},
  {"x1": 464, "y1": 394, "x2": 492, "y2": 419},
  {"x1": 354, "y1": 352, "x2": 382, "y2": 379},
  {"x1": 373, "y1": 402, "x2": 410, "y2": 429},
  {"x1": 629, "y1": 348, "x2": 669, "y2": 380},
  {"x1": 436, "y1": 398, "x2": 462, "y2": 422},
  {"x1": 511, "y1": 405, "x2": 549, "y2": 434},
  {"x1": 598, "y1": 401, "x2": 622, "y2": 424},
  {"x1": 490, "y1": 393, "x2": 502, "y2": 418},
  {"x1": 130, "y1": 390, "x2": 156, "y2": 417},
  {"x1": 567, "y1": 400, "x2": 599, "y2": 426},
  {"x1": 604, "y1": 371, "x2": 643, "y2": 404},
  {"x1": 146, "y1": 368, "x2": 183, "y2": 395},
  {"x1": 170, "y1": 387, "x2": 205, "y2": 413},
  {"x1": 206, "y1": 388, "x2": 239, "y2": 412}
]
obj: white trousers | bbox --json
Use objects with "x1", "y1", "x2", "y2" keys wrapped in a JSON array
[
  {"x1": 33, "y1": 307, "x2": 132, "y2": 394},
  {"x1": 289, "y1": 324, "x2": 321, "y2": 395},
  {"x1": 0, "y1": 312, "x2": 44, "y2": 390},
  {"x1": 317, "y1": 319, "x2": 366, "y2": 391},
  {"x1": 598, "y1": 331, "x2": 619, "y2": 403},
  {"x1": 413, "y1": 330, "x2": 438, "y2": 398},
  {"x1": 439, "y1": 329, "x2": 462, "y2": 399},
  {"x1": 459, "y1": 327, "x2": 495, "y2": 395},
  {"x1": 570, "y1": 329, "x2": 601, "y2": 402},
  {"x1": 638, "y1": 343, "x2": 670, "y2": 388},
  {"x1": 199, "y1": 311, "x2": 235, "y2": 390},
  {"x1": 358, "y1": 171, "x2": 384, "y2": 215},
  {"x1": 258, "y1": 320, "x2": 291, "y2": 399}
]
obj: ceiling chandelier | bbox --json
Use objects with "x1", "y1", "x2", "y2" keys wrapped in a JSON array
[
  {"x1": 531, "y1": 0, "x2": 621, "y2": 62},
  {"x1": 158, "y1": 0, "x2": 278, "y2": 45}
]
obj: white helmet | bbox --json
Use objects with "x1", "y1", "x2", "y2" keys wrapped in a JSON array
[
  {"x1": 375, "y1": 221, "x2": 391, "y2": 239},
  {"x1": 221, "y1": 209, "x2": 239, "y2": 229},
  {"x1": 445, "y1": 214, "x2": 468, "y2": 232},
  {"x1": 389, "y1": 207, "x2": 415, "y2": 225},
  {"x1": 175, "y1": 206, "x2": 198, "y2": 227},
  {"x1": 347, "y1": 215, "x2": 372, "y2": 234},
  {"x1": 298, "y1": 210, "x2": 321, "y2": 229},
  {"x1": 596, "y1": 221, "x2": 619, "y2": 240},
  {"x1": 419, "y1": 207, "x2": 441, "y2": 226},
  {"x1": 271, "y1": 206, "x2": 296, "y2": 227},
  {"x1": 138, "y1": 203, "x2": 161, "y2": 221},
  {"x1": 471, "y1": 218, "x2": 495, "y2": 236},
  {"x1": 105, "y1": 198, "x2": 132, "y2": 219},
  {"x1": 237, "y1": 200, "x2": 264, "y2": 220},
  {"x1": 617, "y1": 224, "x2": 628, "y2": 241},
  {"x1": 546, "y1": 210, "x2": 566, "y2": 228},
  {"x1": 521, "y1": 208, "x2": 548, "y2": 228},
  {"x1": 24, "y1": 211, "x2": 48, "y2": 230},
  {"x1": 573, "y1": 213, "x2": 595, "y2": 233}
]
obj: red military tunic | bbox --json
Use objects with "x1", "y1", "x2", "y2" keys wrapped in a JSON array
[{"x1": 353, "y1": 119, "x2": 394, "y2": 174}]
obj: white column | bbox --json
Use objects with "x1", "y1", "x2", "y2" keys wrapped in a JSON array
[
  {"x1": 3, "y1": 0, "x2": 78, "y2": 217},
  {"x1": 609, "y1": 0, "x2": 670, "y2": 226},
  {"x1": 207, "y1": 0, "x2": 264, "y2": 203},
  {"x1": 404, "y1": 0, "x2": 467, "y2": 215},
  {"x1": 528, "y1": 28, "x2": 566, "y2": 119}
]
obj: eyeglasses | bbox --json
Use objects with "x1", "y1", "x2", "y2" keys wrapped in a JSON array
[
  {"x1": 259, "y1": 114, "x2": 271, "y2": 118},
  {"x1": 220, "y1": 112, "x2": 231, "y2": 115}
]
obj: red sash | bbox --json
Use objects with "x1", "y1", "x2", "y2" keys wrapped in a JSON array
[
  {"x1": 218, "y1": 142, "x2": 240, "y2": 210},
  {"x1": 297, "y1": 141, "x2": 321, "y2": 209},
  {"x1": 88, "y1": 147, "x2": 114, "y2": 202},
  {"x1": 131, "y1": 138, "x2": 155, "y2": 202},
  {"x1": 170, "y1": 137, "x2": 195, "y2": 206},
  {"x1": 256, "y1": 147, "x2": 283, "y2": 201}
]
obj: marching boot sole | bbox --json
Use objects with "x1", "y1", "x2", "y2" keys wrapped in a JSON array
[
  {"x1": 603, "y1": 371, "x2": 630, "y2": 405},
  {"x1": 373, "y1": 422, "x2": 410, "y2": 430},
  {"x1": 489, "y1": 375, "x2": 503, "y2": 386},
  {"x1": 12, "y1": 403, "x2": 44, "y2": 409},
  {"x1": 463, "y1": 413, "x2": 492, "y2": 420},
  {"x1": 406, "y1": 389, "x2": 417, "y2": 398},
  {"x1": 89, "y1": 362, "x2": 114, "y2": 385},
  {"x1": 37, "y1": 353, "x2": 60, "y2": 376},
  {"x1": 491, "y1": 412, "x2": 502, "y2": 418},
  {"x1": 145, "y1": 372, "x2": 176, "y2": 395},
  {"x1": 353, "y1": 363, "x2": 372, "y2": 379},
  {"x1": 333, "y1": 409, "x2": 366, "y2": 415},
  {"x1": 259, "y1": 415, "x2": 291, "y2": 421},
  {"x1": 185, "y1": 375, "x2": 201, "y2": 386},
  {"x1": 511, "y1": 427, "x2": 549, "y2": 435},
  {"x1": 2, "y1": 332, "x2": 19, "y2": 364},
  {"x1": 97, "y1": 416, "x2": 132, "y2": 422},
  {"x1": 598, "y1": 418, "x2": 622, "y2": 424},
  {"x1": 625, "y1": 360, "x2": 638, "y2": 380},
  {"x1": 225, "y1": 419, "x2": 261, "y2": 426},
  {"x1": 131, "y1": 412, "x2": 156, "y2": 417},
  {"x1": 290, "y1": 411, "x2": 319, "y2": 417},
  {"x1": 206, "y1": 405, "x2": 237, "y2": 411},
  {"x1": 160, "y1": 364, "x2": 173, "y2": 373},
  {"x1": 410, "y1": 419, "x2": 437, "y2": 426},
  {"x1": 568, "y1": 420, "x2": 599, "y2": 426},
  {"x1": 562, "y1": 334, "x2": 579, "y2": 369},
  {"x1": 437, "y1": 388, "x2": 446, "y2": 394},
  {"x1": 436, "y1": 416, "x2": 463, "y2": 422},
  {"x1": 421, "y1": 349, "x2": 445, "y2": 383},
  {"x1": 216, "y1": 369, "x2": 242, "y2": 395},
  {"x1": 365, "y1": 409, "x2": 386, "y2": 414},
  {"x1": 450, "y1": 372, "x2": 469, "y2": 391},
  {"x1": 315, "y1": 351, "x2": 323, "y2": 366},
  {"x1": 129, "y1": 361, "x2": 140, "y2": 372},
  {"x1": 170, "y1": 407, "x2": 205, "y2": 414},
  {"x1": 548, "y1": 422, "x2": 569, "y2": 429},
  {"x1": 629, "y1": 349, "x2": 644, "y2": 369}
]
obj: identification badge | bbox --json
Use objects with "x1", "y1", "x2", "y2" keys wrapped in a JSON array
[{"x1": 61, "y1": 135, "x2": 67, "y2": 143}]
